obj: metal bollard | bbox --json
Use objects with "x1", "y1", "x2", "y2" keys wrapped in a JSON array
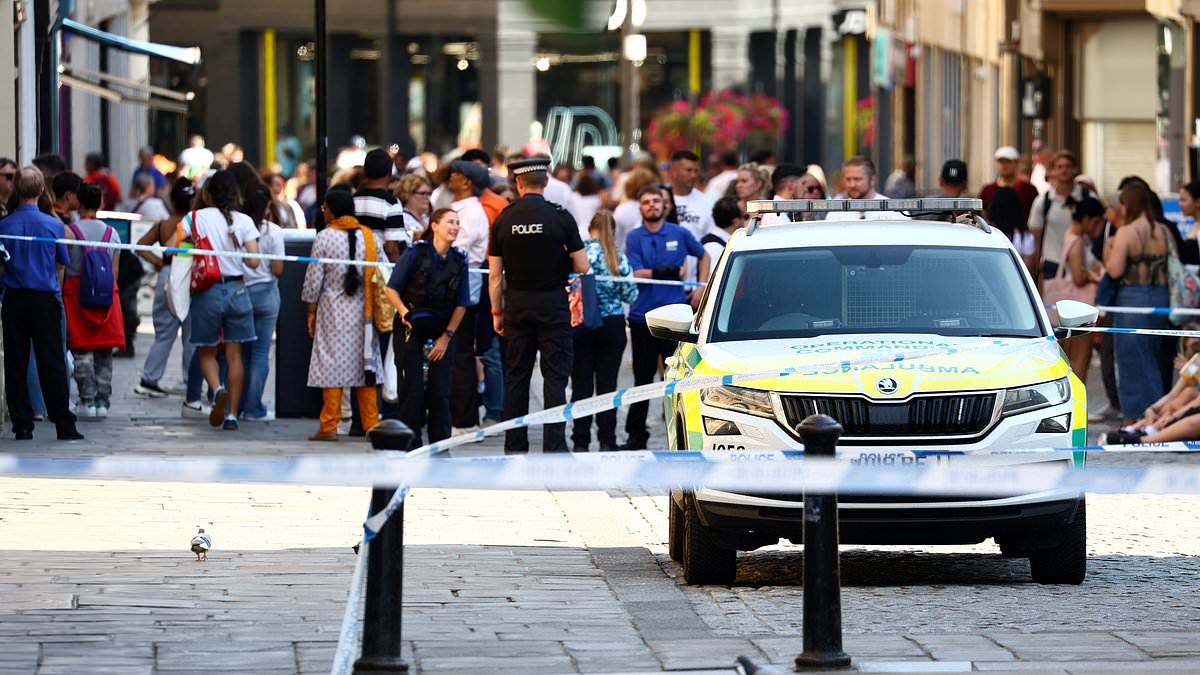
[
  {"x1": 794, "y1": 414, "x2": 852, "y2": 670},
  {"x1": 353, "y1": 419, "x2": 415, "y2": 674}
]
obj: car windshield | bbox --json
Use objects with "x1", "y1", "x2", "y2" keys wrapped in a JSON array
[{"x1": 709, "y1": 245, "x2": 1044, "y2": 341}]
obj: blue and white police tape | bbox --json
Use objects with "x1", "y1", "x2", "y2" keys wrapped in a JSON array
[
  {"x1": 406, "y1": 336, "x2": 1056, "y2": 459},
  {"x1": 6, "y1": 451, "x2": 1200, "y2": 496},
  {"x1": 331, "y1": 533, "x2": 370, "y2": 675},
  {"x1": 370, "y1": 336, "x2": 1056, "y2": 535},
  {"x1": 1064, "y1": 325, "x2": 1200, "y2": 338},
  {"x1": 1096, "y1": 305, "x2": 1200, "y2": 317},
  {"x1": 1045, "y1": 303, "x2": 1200, "y2": 317},
  {"x1": 0, "y1": 233, "x2": 702, "y2": 288}
]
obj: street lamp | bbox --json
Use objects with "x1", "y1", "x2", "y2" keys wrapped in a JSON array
[{"x1": 610, "y1": 0, "x2": 646, "y2": 159}]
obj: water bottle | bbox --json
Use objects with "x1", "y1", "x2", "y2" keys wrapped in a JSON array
[{"x1": 422, "y1": 339, "x2": 434, "y2": 379}]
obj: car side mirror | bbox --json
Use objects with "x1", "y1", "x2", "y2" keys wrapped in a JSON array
[
  {"x1": 1053, "y1": 299, "x2": 1099, "y2": 338},
  {"x1": 646, "y1": 304, "x2": 698, "y2": 344}
]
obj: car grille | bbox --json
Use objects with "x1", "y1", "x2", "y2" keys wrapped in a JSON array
[{"x1": 777, "y1": 393, "x2": 997, "y2": 438}]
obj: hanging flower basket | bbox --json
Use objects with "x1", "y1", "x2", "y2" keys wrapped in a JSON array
[
  {"x1": 647, "y1": 100, "x2": 712, "y2": 156},
  {"x1": 646, "y1": 90, "x2": 789, "y2": 157},
  {"x1": 743, "y1": 92, "x2": 789, "y2": 152}
]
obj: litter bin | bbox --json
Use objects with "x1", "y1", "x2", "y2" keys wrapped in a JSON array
[{"x1": 276, "y1": 229, "x2": 323, "y2": 418}]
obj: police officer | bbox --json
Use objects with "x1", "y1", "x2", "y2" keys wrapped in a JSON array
[
  {"x1": 386, "y1": 208, "x2": 470, "y2": 447},
  {"x1": 488, "y1": 157, "x2": 589, "y2": 454}
]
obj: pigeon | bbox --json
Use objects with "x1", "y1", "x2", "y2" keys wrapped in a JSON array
[
  {"x1": 190, "y1": 528, "x2": 211, "y2": 562},
  {"x1": 735, "y1": 655, "x2": 794, "y2": 675}
]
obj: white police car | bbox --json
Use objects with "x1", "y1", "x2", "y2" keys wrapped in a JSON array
[{"x1": 647, "y1": 198, "x2": 1094, "y2": 585}]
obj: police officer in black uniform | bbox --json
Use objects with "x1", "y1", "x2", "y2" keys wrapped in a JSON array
[
  {"x1": 386, "y1": 208, "x2": 471, "y2": 447},
  {"x1": 488, "y1": 157, "x2": 589, "y2": 454}
]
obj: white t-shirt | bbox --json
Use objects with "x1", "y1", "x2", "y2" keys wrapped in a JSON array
[
  {"x1": 759, "y1": 196, "x2": 794, "y2": 226},
  {"x1": 402, "y1": 210, "x2": 427, "y2": 241},
  {"x1": 822, "y1": 192, "x2": 908, "y2": 221},
  {"x1": 568, "y1": 193, "x2": 602, "y2": 242},
  {"x1": 183, "y1": 207, "x2": 260, "y2": 278},
  {"x1": 545, "y1": 176, "x2": 574, "y2": 208},
  {"x1": 672, "y1": 188, "x2": 715, "y2": 241},
  {"x1": 133, "y1": 197, "x2": 170, "y2": 222},
  {"x1": 613, "y1": 200, "x2": 642, "y2": 253},
  {"x1": 451, "y1": 196, "x2": 489, "y2": 266},
  {"x1": 701, "y1": 226, "x2": 731, "y2": 263},
  {"x1": 705, "y1": 170, "x2": 738, "y2": 200},
  {"x1": 1029, "y1": 185, "x2": 1091, "y2": 265},
  {"x1": 244, "y1": 221, "x2": 284, "y2": 286},
  {"x1": 179, "y1": 146, "x2": 215, "y2": 175}
]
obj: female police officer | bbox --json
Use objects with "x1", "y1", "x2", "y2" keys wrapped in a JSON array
[
  {"x1": 385, "y1": 208, "x2": 470, "y2": 447},
  {"x1": 488, "y1": 157, "x2": 589, "y2": 454}
]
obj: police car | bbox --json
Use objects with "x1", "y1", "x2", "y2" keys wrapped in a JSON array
[{"x1": 647, "y1": 198, "x2": 1095, "y2": 586}]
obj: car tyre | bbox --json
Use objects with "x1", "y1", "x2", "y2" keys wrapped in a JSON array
[
  {"x1": 1029, "y1": 500, "x2": 1087, "y2": 585},
  {"x1": 668, "y1": 494, "x2": 686, "y2": 562},
  {"x1": 682, "y1": 498, "x2": 736, "y2": 585}
]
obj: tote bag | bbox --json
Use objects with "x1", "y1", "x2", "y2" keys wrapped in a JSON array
[
  {"x1": 1042, "y1": 235, "x2": 1096, "y2": 324},
  {"x1": 165, "y1": 222, "x2": 194, "y2": 321},
  {"x1": 568, "y1": 274, "x2": 603, "y2": 334}
]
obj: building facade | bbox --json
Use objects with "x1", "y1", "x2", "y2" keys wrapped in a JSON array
[
  {"x1": 146, "y1": 0, "x2": 862, "y2": 171},
  {"x1": 877, "y1": 0, "x2": 1200, "y2": 195}
]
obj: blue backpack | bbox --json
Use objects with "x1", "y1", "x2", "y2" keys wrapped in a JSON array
[{"x1": 67, "y1": 222, "x2": 115, "y2": 308}]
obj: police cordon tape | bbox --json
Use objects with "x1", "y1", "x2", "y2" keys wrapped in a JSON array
[
  {"x1": 1047, "y1": 303, "x2": 1200, "y2": 317},
  {"x1": 1065, "y1": 326, "x2": 1200, "y2": 338},
  {"x1": 20, "y1": 232, "x2": 1200, "y2": 301},
  {"x1": 23, "y1": 233, "x2": 1200, "y2": 299},
  {"x1": 367, "y1": 336, "x2": 1054, "y2": 536},
  {"x1": 0, "y1": 233, "x2": 704, "y2": 288},
  {"x1": 7, "y1": 450, "x2": 1200, "y2": 495},
  {"x1": 406, "y1": 337, "x2": 1058, "y2": 459},
  {"x1": 332, "y1": 525, "x2": 371, "y2": 675}
]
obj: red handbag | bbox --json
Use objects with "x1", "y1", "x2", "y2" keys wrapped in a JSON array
[{"x1": 188, "y1": 209, "x2": 222, "y2": 293}]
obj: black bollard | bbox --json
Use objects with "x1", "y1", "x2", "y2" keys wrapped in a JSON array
[
  {"x1": 794, "y1": 414, "x2": 851, "y2": 670},
  {"x1": 353, "y1": 419, "x2": 415, "y2": 674}
]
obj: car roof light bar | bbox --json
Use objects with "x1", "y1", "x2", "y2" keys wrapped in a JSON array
[{"x1": 745, "y1": 197, "x2": 983, "y2": 215}]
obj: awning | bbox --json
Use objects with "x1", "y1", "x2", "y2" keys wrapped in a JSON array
[
  {"x1": 58, "y1": 72, "x2": 190, "y2": 114},
  {"x1": 62, "y1": 18, "x2": 202, "y2": 65},
  {"x1": 58, "y1": 19, "x2": 200, "y2": 113}
]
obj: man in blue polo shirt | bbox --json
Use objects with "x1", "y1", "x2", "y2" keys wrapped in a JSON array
[
  {"x1": 0, "y1": 167, "x2": 82, "y2": 440},
  {"x1": 623, "y1": 185, "x2": 710, "y2": 449}
]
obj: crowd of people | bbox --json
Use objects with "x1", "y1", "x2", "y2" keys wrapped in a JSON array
[{"x1": 0, "y1": 136, "x2": 1197, "y2": 447}]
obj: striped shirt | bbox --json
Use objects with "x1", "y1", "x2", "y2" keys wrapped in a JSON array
[{"x1": 353, "y1": 187, "x2": 409, "y2": 243}]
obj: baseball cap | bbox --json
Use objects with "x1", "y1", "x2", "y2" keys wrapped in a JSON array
[
  {"x1": 940, "y1": 159, "x2": 967, "y2": 185},
  {"x1": 451, "y1": 160, "x2": 490, "y2": 192},
  {"x1": 993, "y1": 146, "x2": 1020, "y2": 161}
]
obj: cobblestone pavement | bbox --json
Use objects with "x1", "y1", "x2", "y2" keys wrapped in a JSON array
[{"x1": 2, "y1": 330, "x2": 1200, "y2": 673}]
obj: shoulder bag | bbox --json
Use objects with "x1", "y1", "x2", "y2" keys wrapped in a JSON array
[
  {"x1": 1165, "y1": 225, "x2": 1200, "y2": 325},
  {"x1": 1042, "y1": 235, "x2": 1097, "y2": 324},
  {"x1": 189, "y1": 209, "x2": 223, "y2": 293},
  {"x1": 165, "y1": 220, "x2": 193, "y2": 320},
  {"x1": 567, "y1": 274, "x2": 603, "y2": 335}
]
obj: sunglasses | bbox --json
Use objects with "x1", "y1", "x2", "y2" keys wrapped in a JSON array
[{"x1": 414, "y1": 190, "x2": 432, "y2": 196}]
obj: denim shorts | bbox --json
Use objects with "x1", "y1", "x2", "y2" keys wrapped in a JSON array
[{"x1": 189, "y1": 280, "x2": 256, "y2": 346}]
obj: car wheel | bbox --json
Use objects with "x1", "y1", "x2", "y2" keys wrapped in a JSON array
[
  {"x1": 682, "y1": 498, "x2": 736, "y2": 585},
  {"x1": 1029, "y1": 500, "x2": 1087, "y2": 585},
  {"x1": 668, "y1": 494, "x2": 685, "y2": 562}
]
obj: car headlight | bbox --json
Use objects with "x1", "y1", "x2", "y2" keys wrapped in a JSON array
[
  {"x1": 1002, "y1": 377, "x2": 1070, "y2": 416},
  {"x1": 701, "y1": 385, "x2": 774, "y2": 418}
]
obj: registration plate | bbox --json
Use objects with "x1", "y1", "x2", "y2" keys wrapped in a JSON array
[{"x1": 841, "y1": 449, "x2": 960, "y2": 465}]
